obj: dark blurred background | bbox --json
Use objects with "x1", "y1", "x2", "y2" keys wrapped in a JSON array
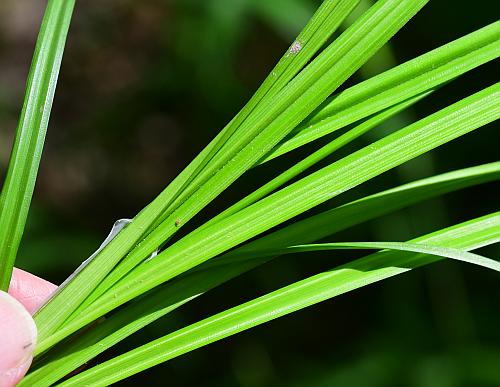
[{"x1": 0, "y1": 0, "x2": 499, "y2": 386}]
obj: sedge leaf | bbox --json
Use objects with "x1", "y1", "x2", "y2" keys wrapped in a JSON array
[
  {"x1": 0, "y1": 0, "x2": 75, "y2": 290},
  {"x1": 35, "y1": 83, "x2": 499, "y2": 354},
  {"x1": 66, "y1": 0, "x2": 430, "y2": 318},
  {"x1": 263, "y1": 20, "x2": 500, "y2": 162},
  {"x1": 24, "y1": 161, "x2": 500, "y2": 385},
  {"x1": 57, "y1": 213, "x2": 500, "y2": 386}
]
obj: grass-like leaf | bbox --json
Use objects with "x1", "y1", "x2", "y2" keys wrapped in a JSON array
[
  {"x1": 0, "y1": 0, "x2": 75, "y2": 290},
  {"x1": 34, "y1": 0, "x2": 429, "y2": 342},
  {"x1": 279, "y1": 242, "x2": 500, "y2": 271},
  {"x1": 23, "y1": 162, "x2": 500, "y2": 385},
  {"x1": 29, "y1": 0, "x2": 360, "y2": 337},
  {"x1": 79, "y1": 0, "x2": 431, "y2": 309},
  {"x1": 56, "y1": 213, "x2": 500, "y2": 386},
  {"x1": 35, "y1": 82, "x2": 499, "y2": 354},
  {"x1": 175, "y1": 0, "x2": 361, "y2": 206},
  {"x1": 203, "y1": 92, "x2": 432, "y2": 227},
  {"x1": 75, "y1": 13, "x2": 500, "y2": 307},
  {"x1": 263, "y1": 20, "x2": 500, "y2": 161},
  {"x1": 144, "y1": 0, "x2": 362, "y2": 234},
  {"x1": 3, "y1": 0, "x2": 493, "y2": 383}
]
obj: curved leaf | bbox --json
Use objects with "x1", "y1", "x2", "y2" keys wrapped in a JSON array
[{"x1": 57, "y1": 213, "x2": 500, "y2": 386}]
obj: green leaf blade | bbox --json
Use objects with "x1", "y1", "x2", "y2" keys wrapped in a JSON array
[
  {"x1": 25, "y1": 162, "x2": 500, "y2": 385},
  {"x1": 57, "y1": 213, "x2": 500, "y2": 386},
  {"x1": 263, "y1": 20, "x2": 500, "y2": 162},
  {"x1": 36, "y1": 82, "x2": 499, "y2": 354},
  {"x1": 0, "y1": 0, "x2": 75, "y2": 290},
  {"x1": 203, "y1": 91, "x2": 432, "y2": 227},
  {"x1": 50, "y1": 0, "x2": 430, "y2": 331}
]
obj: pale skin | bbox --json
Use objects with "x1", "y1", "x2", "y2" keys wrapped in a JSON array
[{"x1": 0, "y1": 269, "x2": 57, "y2": 387}]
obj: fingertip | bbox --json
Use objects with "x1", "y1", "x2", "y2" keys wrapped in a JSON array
[
  {"x1": 0, "y1": 291, "x2": 37, "y2": 387},
  {"x1": 0, "y1": 357, "x2": 33, "y2": 387},
  {"x1": 9, "y1": 268, "x2": 57, "y2": 314}
]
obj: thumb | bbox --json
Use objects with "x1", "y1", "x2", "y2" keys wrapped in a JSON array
[{"x1": 0, "y1": 291, "x2": 37, "y2": 387}]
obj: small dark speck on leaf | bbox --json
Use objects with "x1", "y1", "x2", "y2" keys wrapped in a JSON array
[{"x1": 175, "y1": 219, "x2": 181, "y2": 227}]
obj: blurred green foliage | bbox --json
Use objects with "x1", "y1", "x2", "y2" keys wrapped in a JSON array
[{"x1": 0, "y1": 0, "x2": 498, "y2": 385}]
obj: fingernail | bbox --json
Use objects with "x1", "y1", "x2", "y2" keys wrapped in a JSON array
[{"x1": 0, "y1": 291, "x2": 37, "y2": 387}]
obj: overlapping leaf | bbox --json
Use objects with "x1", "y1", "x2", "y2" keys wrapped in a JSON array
[
  {"x1": 24, "y1": 162, "x2": 500, "y2": 386},
  {"x1": 56, "y1": 213, "x2": 500, "y2": 386}
]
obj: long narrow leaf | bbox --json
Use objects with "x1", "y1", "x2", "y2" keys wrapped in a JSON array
[
  {"x1": 31, "y1": 0, "x2": 369, "y2": 339},
  {"x1": 24, "y1": 162, "x2": 500, "y2": 385},
  {"x1": 57, "y1": 213, "x2": 500, "y2": 386},
  {"x1": 177, "y1": 0, "x2": 361, "y2": 213},
  {"x1": 279, "y1": 242, "x2": 500, "y2": 271},
  {"x1": 27, "y1": 162, "x2": 500, "y2": 383},
  {"x1": 36, "y1": 83, "x2": 499, "y2": 354},
  {"x1": 91, "y1": 84, "x2": 500, "y2": 312},
  {"x1": 0, "y1": 0, "x2": 75, "y2": 290},
  {"x1": 262, "y1": 20, "x2": 500, "y2": 162},
  {"x1": 203, "y1": 92, "x2": 431, "y2": 228},
  {"x1": 70, "y1": 0, "x2": 430, "y2": 316}
]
